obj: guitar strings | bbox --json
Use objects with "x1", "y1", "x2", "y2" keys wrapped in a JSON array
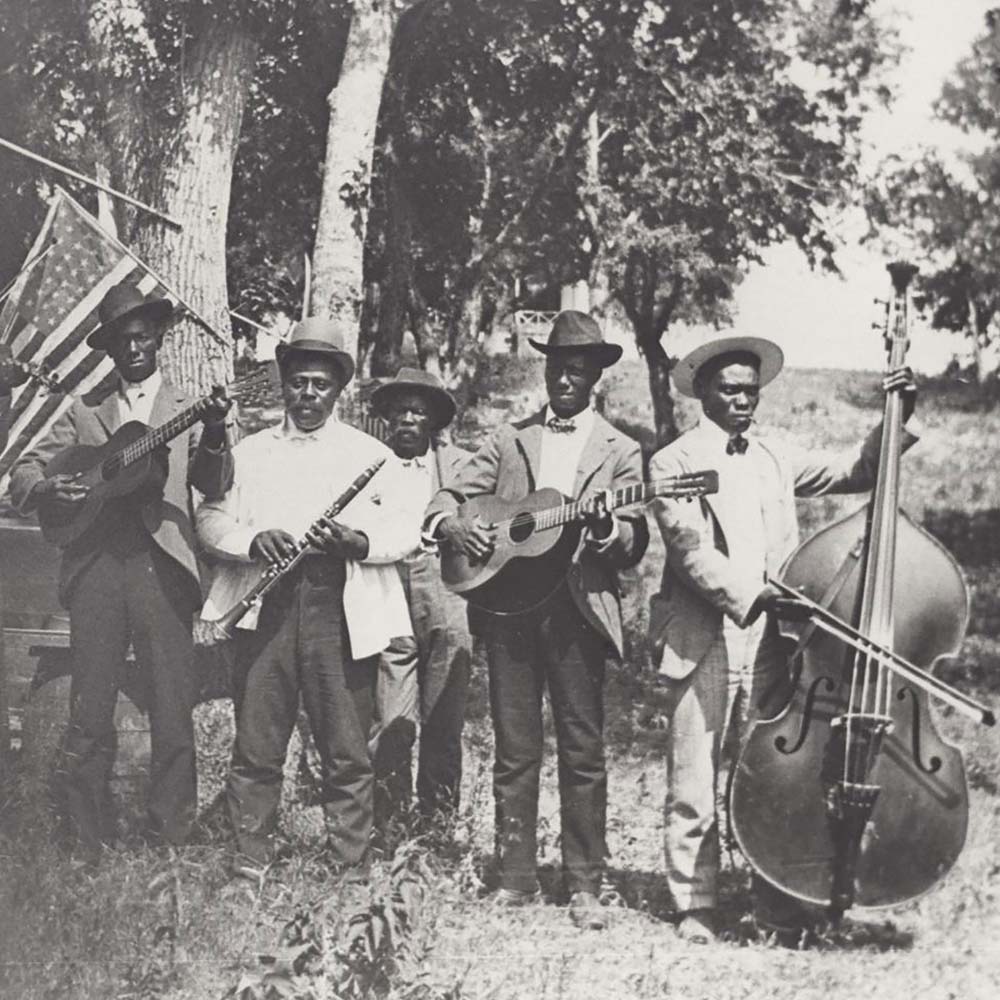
[{"x1": 485, "y1": 476, "x2": 708, "y2": 533}]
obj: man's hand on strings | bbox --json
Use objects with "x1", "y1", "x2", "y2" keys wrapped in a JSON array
[
  {"x1": 883, "y1": 366, "x2": 917, "y2": 422},
  {"x1": 200, "y1": 385, "x2": 232, "y2": 448},
  {"x1": 438, "y1": 512, "x2": 495, "y2": 561},
  {"x1": 583, "y1": 489, "x2": 614, "y2": 540},
  {"x1": 32, "y1": 472, "x2": 90, "y2": 506}
]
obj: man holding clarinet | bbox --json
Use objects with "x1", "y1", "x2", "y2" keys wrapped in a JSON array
[{"x1": 196, "y1": 319, "x2": 419, "y2": 878}]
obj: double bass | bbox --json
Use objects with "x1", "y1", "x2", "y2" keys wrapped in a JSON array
[{"x1": 729, "y1": 262, "x2": 994, "y2": 921}]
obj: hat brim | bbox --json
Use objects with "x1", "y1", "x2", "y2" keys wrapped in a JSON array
[
  {"x1": 527, "y1": 338, "x2": 623, "y2": 368},
  {"x1": 275, "y1": 339, "x2": 356, "y2": 385},
  {"x1": 371, "y1": 380, "x2": 457, "y2": 430},
  {"x1": 86, "y1": 298, "x2": 174, "y2": 351},
  {"x1": 672, "y1": 336, "x2": 784, "y2": 397}
]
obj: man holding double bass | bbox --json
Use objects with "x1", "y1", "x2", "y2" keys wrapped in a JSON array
[
  {"x1": 8, "y1": 282, "x2": 233, "y2": 864},
  {"x1": 426, "y1": 311, "x2": 649, "y2": 930},
  {"x1": 647, "y1": 335, "x2": 917, "y2": 943}
]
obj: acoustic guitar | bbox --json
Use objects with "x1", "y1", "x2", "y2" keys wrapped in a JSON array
[
  {"x1": 440, "y1": 470, "x2": 718, "y2": 615},
  {"x1": 37, "y1": 369, "x2": 270, "y2": 547}
]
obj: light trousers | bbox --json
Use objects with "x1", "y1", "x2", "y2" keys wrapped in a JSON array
[{"x1": 662, "y1": 617, "x2": 772, "y2": 911}]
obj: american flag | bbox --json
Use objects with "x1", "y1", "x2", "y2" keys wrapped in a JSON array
[{"x1": 0, "y1": 188, "x2": 176, "y2": 493}]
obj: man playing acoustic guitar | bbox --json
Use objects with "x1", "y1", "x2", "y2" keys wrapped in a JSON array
[
  {"x1": 426, "y1": 311, "x2": 649, "y2": 930},
  {"x1": 9, "y1": 282, "x2": 233, "y2": 865}
]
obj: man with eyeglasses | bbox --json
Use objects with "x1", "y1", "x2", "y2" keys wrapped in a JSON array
[{"x1": 425, "y1": 312, "x2": 649, "y2": 929}]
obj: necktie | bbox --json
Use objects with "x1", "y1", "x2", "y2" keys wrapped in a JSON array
[
  {"x1": 726, "y1": 434, "x2": 748, "y2": 455},
  {"x1": 546, "y1": 416, "x2": 577, "y2": 434}
]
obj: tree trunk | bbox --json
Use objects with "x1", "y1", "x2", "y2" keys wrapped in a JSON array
[
  {"x1": 370, "y1": 148, "x2": 414, "y2": 376},
  {"x1": 641, "y1": 335, "x2": 678, "y2": 447},
  {"x1": 85, "y1": 4, "x2": 259, "y2": 395},
  {"x1": 311, "y1": 1, "x2": 414, "y2": 366}
]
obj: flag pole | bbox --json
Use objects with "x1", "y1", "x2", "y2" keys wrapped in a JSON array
[
  {"x1": 0, "y1": 136, "x2": 182, "y2": 229},
  {"x1": 56, "y1": 187, "x2": 229, "y2": 349}
]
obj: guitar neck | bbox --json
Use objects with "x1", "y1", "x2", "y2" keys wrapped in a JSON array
[
  {"x1": 115, "y1": 399, "x2": 207, "y2": 469},
  {"x1": 539, "y1": 479, "x2": 695, "y2": 531}
]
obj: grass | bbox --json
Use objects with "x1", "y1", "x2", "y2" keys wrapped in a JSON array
[{"x1": 2, "y1": 361, "x2": 999, "y2": 999}]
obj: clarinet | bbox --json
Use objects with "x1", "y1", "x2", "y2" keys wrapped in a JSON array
[{"x1": 201, "y1": 457, "x2": 386, "y2": 643}]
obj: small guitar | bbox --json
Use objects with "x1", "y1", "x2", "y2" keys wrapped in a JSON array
[
  {"x1": 37, "y1": 368, "x2": 270, "y2": 547},
  {"x1": 440, "y1": 470, "x2": 718, "y2": 615}
]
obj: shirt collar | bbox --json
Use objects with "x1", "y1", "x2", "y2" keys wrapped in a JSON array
[
  {"x1": 542, "y1": 404, "x2": 595, "y2": 437},
  {"x1": 695, "y1": 417, "x2": 747, "y2": 453},
  {"x1": 276, "y1": 412, "x2": 339, "y2": 443},
  {"x1": 118, "y1": 369, "x2": 161, "y2": 401},
  {"x1": 399, "y1": 450, "x2": 429, "y2": 469}
]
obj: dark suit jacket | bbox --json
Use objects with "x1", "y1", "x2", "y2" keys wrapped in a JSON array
[
  {"x1": 425, "y1": 409, "x2": 648, "y2": 658},
  {"x1": 9, "y1": 378, "x2": 232, "y2": 605}
]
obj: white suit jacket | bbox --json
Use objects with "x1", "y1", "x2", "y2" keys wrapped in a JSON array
[{"x1": 648, "y1": 418, "x2": 919, "y2": 679}]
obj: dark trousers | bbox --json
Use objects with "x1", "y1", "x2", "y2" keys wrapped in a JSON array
[
  {"x1": 483, "y1": 586, "x2": 609, "y2": 894},
  {"x1": 60, "y1": 530, "x2": 199, "y2": 853},
  {"x1": 227, "y1": 556, "x2": 376, "y2": 866},
  {"x1": 373, "y1": 553, "x2": 471, "y2": 821}
]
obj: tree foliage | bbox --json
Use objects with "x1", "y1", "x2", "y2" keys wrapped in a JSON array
[{"x1": 868, "y1": 8, "x2": 1000, "y2": 380}]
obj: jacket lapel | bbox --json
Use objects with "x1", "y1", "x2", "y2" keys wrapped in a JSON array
[
  {"x1": 92, "y1": 387, "x2": 122, "y2": 438},
  {"x1": 679, "y1": 430, "x2": 733, "y2": 544},
  {"x1": 515, "y1": 412, "x2": 545, "y2": 493},
  {"x1": 573, "y1": 414, "x2": 615, "y2": 498},
  {"x1": 148, "y1": 381, "x2": 187, "y2": 429}
]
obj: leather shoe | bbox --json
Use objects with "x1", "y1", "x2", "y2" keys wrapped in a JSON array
[
  {"x1": 676, "y1": 908, "x2": 717, "y2": 944},
  {"x1": 491, "y1": 886, "x2": 539, "y2": 907},
  {"x1": 569, "y1": 890, "x2": 607, "y2": 930}
]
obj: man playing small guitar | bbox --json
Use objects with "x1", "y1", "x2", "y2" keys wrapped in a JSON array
[
  {"x1": 425, "y1": 311, "x2": 649, "y2": 930},
  {"x1": 9, "y1": 281, "x2": 233, "y2": 865}
]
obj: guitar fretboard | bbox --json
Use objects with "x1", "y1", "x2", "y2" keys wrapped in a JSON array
[
  {"x1": 519, "y1": 477, "x2": 710, "y2": 533},
  {"x1": 103, "y1": 401, "x2": 207, "y2": 477}
]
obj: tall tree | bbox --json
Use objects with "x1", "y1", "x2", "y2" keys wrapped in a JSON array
[
  {"x1": 310, "y1": 0, "x2": 423, "y2": 368},
  {"x1": 582, "y1": 0, "x2": 897, "y2": 444}
]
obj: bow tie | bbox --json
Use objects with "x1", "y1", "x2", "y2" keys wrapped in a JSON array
[
  {"x1": 726, "y1": 434, "x2": 749, "y2": 455},
  {"x1": 546, "y1": 416, "x2": 577, "y2": 434}
]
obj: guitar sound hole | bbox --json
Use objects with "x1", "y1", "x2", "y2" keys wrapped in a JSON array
[{"x1": 508, "y1": 512, "x2": 536, "y2": 544}]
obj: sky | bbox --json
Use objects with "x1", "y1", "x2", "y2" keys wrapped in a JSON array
[{"x1": 675, "y1": 0, "x2": 996, "y2": 373}]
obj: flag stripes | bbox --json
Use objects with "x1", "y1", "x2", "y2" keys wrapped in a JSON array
[{"x1": 0, "y1": 192, "x2": 176, "y2": 495}]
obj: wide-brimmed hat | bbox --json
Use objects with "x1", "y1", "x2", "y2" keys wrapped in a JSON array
[
  {"x1": 528, "y1": 310, "x2": 623, "y2": 368},
  {"x1": 275, "y1": 317, "x2": 356, "y2": 385},
  {"x1": 672, "y1": 336, "x2": 784, "y2": 398},
  {"x1": 86, "y1": 281, "x2": 174, "y2": 351},
  {"x1": 371, "y1": 367, "x2": 457, "y2": 430}
]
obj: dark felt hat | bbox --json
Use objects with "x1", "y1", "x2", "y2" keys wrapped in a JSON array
[
  {"x1": 371, "y1": 367, "x2": 457, "y2": 430},
  {"x1": 275, "y1": 317, "x2": 356, "y2": 385},
  {"x1": 86, "y1": 281, "x2": 174, "y2": 351},
  {"x1": 672, "y1": 336, "x2": 784, "y2": 397},
  {"x1": 528, "y1": 310, "x2": 622, "y2": 367}
]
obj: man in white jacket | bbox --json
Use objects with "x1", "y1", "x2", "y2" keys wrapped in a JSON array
[
  {"x1": 648, "y1": 336, "x2": 917, "y2": 942},
  {"x1": 197, "y1": 319, "x2": 418, "y2": 875}
]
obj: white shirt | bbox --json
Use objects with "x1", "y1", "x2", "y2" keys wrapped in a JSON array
[
  {"x1": 196, "y1": 416, "x2": 420, "y2": 659},
  {"x1": 692, "y1": 419, "x2": 767, "y2": 631},
  {"x1": 537, "y1": 404, "x2": 596, "y2": 496},
  {"x1": 117, "y1": 369, "x2": 162, "y2": 425}
]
